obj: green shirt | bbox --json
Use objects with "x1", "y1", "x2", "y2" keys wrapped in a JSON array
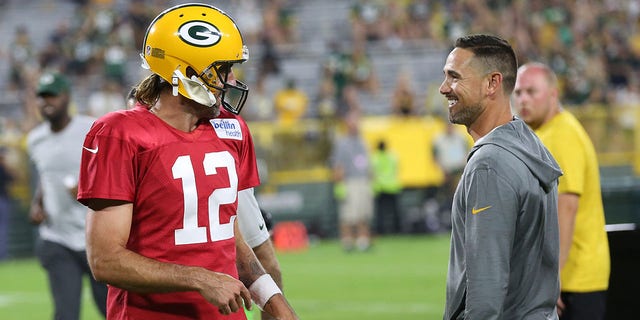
[{"x1": 371, "y1": 150, "x2": 401, "y2": 194}]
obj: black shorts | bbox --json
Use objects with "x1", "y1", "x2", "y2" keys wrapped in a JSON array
[{"x1": 560, "y1": 290, "x2": 607, "y2": 320}]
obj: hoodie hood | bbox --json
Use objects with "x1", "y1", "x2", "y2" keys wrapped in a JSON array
[{"x1": 470, "y1": 118, "x2": 562, "y2": 193}]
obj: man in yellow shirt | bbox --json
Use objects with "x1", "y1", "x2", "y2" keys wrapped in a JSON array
[
  {"x1": 514, "y1": 62, "x2": 610, "y2": 320},
  {"x1": 274, "y1": 78, "x2": 308, "y2": 125}
]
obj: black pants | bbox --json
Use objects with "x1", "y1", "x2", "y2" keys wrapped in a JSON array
[
  {"x1": 36, "y1": 239, "x2": 107, "y2": 320},
  {"x1": 560, "y1": 290, "x2": 607, "y2": 320},
  {"x1": 374, "y1": 193, "x2": 401, "y2": 234}
]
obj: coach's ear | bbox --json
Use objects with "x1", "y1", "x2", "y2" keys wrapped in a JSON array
[{"x1": 486, "y1": 72, "x2": 502, "y2": 97}]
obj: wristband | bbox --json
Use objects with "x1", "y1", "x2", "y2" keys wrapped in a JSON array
[{"x1": 249, "y1": 274, "x2": 282, "y2": 310}]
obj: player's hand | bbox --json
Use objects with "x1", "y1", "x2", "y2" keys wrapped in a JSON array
[
  {"x1": 28, "y1": 204, "x2": 47, "y2": 225},
  {"x1": 556, "y1": 296, "x2": 565, "y2": 317},
  {"x1": 198, "y1": 271, "x2": 252, "y2": 315}
]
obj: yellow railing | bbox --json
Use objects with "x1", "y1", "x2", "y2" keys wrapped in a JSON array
[
  {"x1": 249, "y1": 115, "x2": 457, "y2": 189},
  {"x1": 249, "y1": 105, "x2": 640, "y2": 188}
]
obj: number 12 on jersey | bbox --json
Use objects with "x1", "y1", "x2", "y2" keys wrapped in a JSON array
[{"x1": 172, "y1": 151, "x2": 238, "y2": 245}]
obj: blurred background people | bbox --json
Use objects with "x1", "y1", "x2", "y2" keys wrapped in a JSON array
[
  {"x1": 86, "y1": 78, "x2": 125, "y2": 117},
  {"x1": 0, "y1": 147, "x2": 14, "y2": 261},
  {"x1": 371, "y1": 139, "x2": 402, "y2": 235},
  {"x1": 274, "y1": 78, "x2": 308, "y2": 126},
  {"x1": 331, "y1": 111, "x2": 373, "y2": 252},
  {"x1": 432, "y1": 122, "x2": 470, "y2": 230}
]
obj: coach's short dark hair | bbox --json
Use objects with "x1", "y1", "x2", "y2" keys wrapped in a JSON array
[{"x1": 455, "y1": 34, "x2": 518, "y2": 94}]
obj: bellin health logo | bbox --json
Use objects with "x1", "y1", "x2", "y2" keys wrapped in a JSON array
[{"x1": 211, "y1": 119, "x2": 242, "y2": 140}]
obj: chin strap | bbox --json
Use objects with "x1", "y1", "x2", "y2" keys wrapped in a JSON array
[
  {"x1": 172, "y1": 73, "x2": 179, "y2": 96},
  {"x1": 172, "y1": 68, "x2": 217, "y2": 107}
]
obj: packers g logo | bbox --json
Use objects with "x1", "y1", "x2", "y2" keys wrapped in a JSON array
[{"x1": 178, "y1": 21, "x2": 221, "y2": 47}]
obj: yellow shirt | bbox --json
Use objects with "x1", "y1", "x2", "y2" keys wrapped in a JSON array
[
  {"x1": 274, "y1": 89, "x2": 308, "y2": 125},
  {"x1": 536, "y1": 110, "x2": 610, "y2": 292}
]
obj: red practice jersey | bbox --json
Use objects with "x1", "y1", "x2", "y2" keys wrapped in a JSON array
[{"x1": 78, "y1": 106, "x2": 259, "y2": 319}]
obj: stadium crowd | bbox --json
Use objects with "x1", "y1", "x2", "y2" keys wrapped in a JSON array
[
  {"x1": 3, "y1": 0, "x2": 639, "y2": 121},
  {"x1": 0, "y1": 0, "x2": 639, "y2": 255}
]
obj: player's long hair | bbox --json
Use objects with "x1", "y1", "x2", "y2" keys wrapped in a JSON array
[{"x1": 133, "y1": 74, "x2": 171, "y2": 108}]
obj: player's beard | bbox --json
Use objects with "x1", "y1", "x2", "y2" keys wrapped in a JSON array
[
  {"x1": 180, "y1": 94, "x2": 220, "y2": 120},
  {"x1": 197, "y1": 102, "x2": 221, "y2": 120},
  {"x1": 39, "y1": 96, "x2": 70, "y2": 124}
]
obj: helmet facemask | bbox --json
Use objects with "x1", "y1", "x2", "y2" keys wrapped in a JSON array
[{"x1": 200, "y1": 61, "x2": 248, "y2": 115}]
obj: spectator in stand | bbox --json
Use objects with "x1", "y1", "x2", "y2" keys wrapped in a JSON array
[
  {"x1": 321, "y1": 40, "x2": 351, "y2": 111},
  {"x1": 87, "y1": 79, "x2": 125, "y2": 117},
  {"x1": 7, "y1": 25, "x2": 35, "y2": 92},
  {"x1": 350, "y1": 0, "x2": 388, "y2": 43},
  {"x1": 391, "y1": 69, "x2": 417, "y2": 116},
  {"x1": 234, "y1": 0, "x2": 263, "y2": 45},
  {"x1": 262, "y1": 0, "x2": 293, "y2": 46},
  {"x1": 102, "y1": 35, "x2": 128, "y2": 84},
  {"x1": 349, "y1": 42, "x2": 379, "y2": 96},
  {"x1": 274, "y1": 78, "x2": 308, "y2": 125},
  {"x1": 245, "y1": 76, "x2": 275, "y2": 122},
  {"x1": 314, "y1": 77, "x2": 337, "y2": 120},
  {"x1": 340, "y1": 84, "x2": 364, "y2": 116},
  {"x1": 258, "y1": 35, "x2": 281, "y2": 78}
]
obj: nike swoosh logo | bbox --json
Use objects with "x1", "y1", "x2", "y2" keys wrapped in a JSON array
[
  {"x1": 258, "y1": 224, "x2": 265, "y2": 230},
  {"x1": 472, "y1": 205, "x2": 492, "y2": 215},
  {"x1": 83, "y1": 146, "x2": 98, "y2": 154}
]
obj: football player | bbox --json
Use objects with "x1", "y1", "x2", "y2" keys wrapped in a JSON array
[{"x1": 77, "y1": 4, "x2": 297, "y2": 319}]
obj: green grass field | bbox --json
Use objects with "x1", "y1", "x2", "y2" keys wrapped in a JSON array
[{"x1": 0, "y1": 234, "x2": 450, "y2": 320}]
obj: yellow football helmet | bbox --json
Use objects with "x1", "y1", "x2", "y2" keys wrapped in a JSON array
[{"x1": 142, "y1": 3, "x2": 249, "y2": 114}]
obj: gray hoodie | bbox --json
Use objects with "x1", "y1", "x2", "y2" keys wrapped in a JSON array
[{"x1": 444, "y1": 118, "x2": 562, "y2": 320}]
